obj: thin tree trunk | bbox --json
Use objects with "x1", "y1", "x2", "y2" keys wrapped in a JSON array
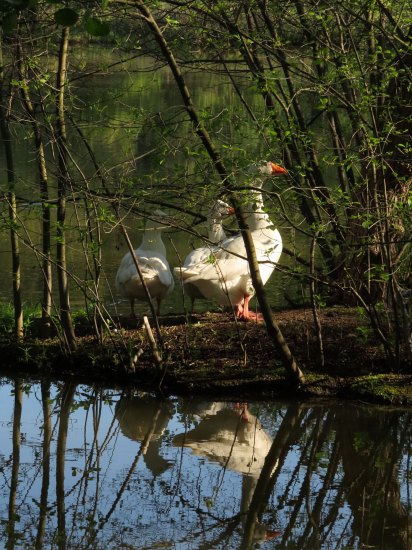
[
  {"x1": 16, "y1": 43, "x2": 52, "y2": 337},
  {"x1": 219, "y1": 10, "x2": 338, "y2": 272},
  {"x1": 135, "y1": 1, "x2": 304, "y2": 384},
  {"x1": 240, "y1": 402, "x2": 304, "y2": 548},
  {"x1": 35, "y1": 381, "x2": 52, "y2": 550},
  {"x1": 56, "y1": 383, "x2": 76, "y2": 550},
  {"x1": 7, "y1": 192, "x2": 23, "y2": 339},
  {"x1": 94, "y1": 405, "x2": 163, "y2": 538},
  {"x1": 55, "y1": 27, "x2": 76, "y2": 351},
  {"x1": 7, "y1": 380, "x2": 23, "y2": 550},
  {"x1": 309, "y1": 233, "x2": 325, "y2": 368},
  {"x1": 0, "y1": 38, "x2": 23, "y2": 340}
]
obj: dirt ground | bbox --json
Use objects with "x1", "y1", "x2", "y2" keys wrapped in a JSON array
[
  {"x1": 1, "y1": 307, "x2": 411, "y2": 406},
  {"x1": 150, "y1": 307, "x2": 412, "y2": 402}
]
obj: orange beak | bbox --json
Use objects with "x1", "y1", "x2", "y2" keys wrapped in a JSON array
[
  {"x1": 271, "y1": 162, "x2": 288, "y2": 175},
  {"x1": 227, "y1": 206, "x2": 235, "y2": 215}
]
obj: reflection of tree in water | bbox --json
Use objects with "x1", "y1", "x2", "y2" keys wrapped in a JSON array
[
  {"x1": 115, "y1": 393, "x2": 174, "y2": 477},
  {"x1": 174, "y1": 400, "x2": 280, "y2": 544},
  {"x1": 270, "y1": 404, "x2": 412, "y2": 550},
  {"x1": 90, "y1": 391, "x2": 176, "y2": 546},
  {"x1": 335, "y1": 406, "x2": 412, "y2": 549},
  {"x1": 173, "y1": 400, "x2": 412, "y2": 549},
  {"x1": 56, "y1": 383, "x2": 76, "y2": 550},
  {"x1": 2, "y1": 388, "x2": 412, "y2": 550},
  {"x1": 6, "y1": 380, "x2": 23, "y2": 550}
]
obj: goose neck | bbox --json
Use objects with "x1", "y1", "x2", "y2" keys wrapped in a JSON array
[
  {"x1": 141, "y1": 229, "x2": 167, "y2": 256},
  {"x1": 208, "y1": 219, "x2": 226, "y2": 243}
]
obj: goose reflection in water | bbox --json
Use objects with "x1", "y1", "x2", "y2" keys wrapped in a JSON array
[
  {"x1": 173, "y1": 400, "x2": 280, "y2": 543},
  {"x1": 115, "y1": 394, "x2": 174, "y2": 477}
]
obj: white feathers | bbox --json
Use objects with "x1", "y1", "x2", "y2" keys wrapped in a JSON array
[
  {"x1": 115, "y1": 212, "x2": 174, "y2": 316},
  {"x1": 174, "y1": 163, "x2": 283, "y2": 318}
]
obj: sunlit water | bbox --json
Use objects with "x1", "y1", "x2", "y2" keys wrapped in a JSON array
[{"x1": 1, "y1": 376, "x2": 411, "y2": 549}]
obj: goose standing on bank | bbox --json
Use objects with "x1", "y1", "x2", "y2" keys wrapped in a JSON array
[
  {"x1": 115, "y1": 212, "x2": 174, "y2": 317},
  {"x1": 176, "y1": 199, "x2": 234, "y2": 311},
  {"x1": 175, "y1": 162, "x2": 287, "y2": 320}
]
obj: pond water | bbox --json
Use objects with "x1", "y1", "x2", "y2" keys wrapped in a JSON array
[
  {"x1": 1, "y1": 376, "x2": 411, "y2": 549},
  {"x1": 0, "y1": 48, "x2": 306, "y2": 319}
]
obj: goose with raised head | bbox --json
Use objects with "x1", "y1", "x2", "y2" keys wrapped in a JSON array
[
  {"x1": 175, "y1": 162, "x2": 287, "y2": 320},
  {"x1": 176, "y1": 199, "x2": 235, "y2": 311},
  {"x1": 115, "y1": 211, "x2": 174, "y2": 317}
]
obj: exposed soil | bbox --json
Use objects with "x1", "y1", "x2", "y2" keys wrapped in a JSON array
[{"x1": 1, "y1": 306, "x2": 411, "y2": 406}]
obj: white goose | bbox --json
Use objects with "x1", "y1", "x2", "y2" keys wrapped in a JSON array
[
  {"x1": 176, "y1": 199, "x2": 234, "y2": 311},
  {"x1": 176, "y1": 162, "x2": 286, "y2": 320},
  {"x1": 115, "y1": 211, "x2": 174, "y2": 317}
]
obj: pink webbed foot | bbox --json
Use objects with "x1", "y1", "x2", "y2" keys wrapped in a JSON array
[
  {"x1": 235, "y1": 297, "x2": 263, "y2": 322},
  {"x1": 243, "y1": 311, "x2": 264, "y2": 321}
]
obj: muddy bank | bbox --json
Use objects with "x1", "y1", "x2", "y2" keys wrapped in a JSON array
[{"x1": 1, "y1": 307, "x2": 411, "y2": 406}]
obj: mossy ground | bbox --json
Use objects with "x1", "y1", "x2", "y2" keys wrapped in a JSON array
[{"x1": 1, "y1": 307, "x2": 411, "y2": 406}]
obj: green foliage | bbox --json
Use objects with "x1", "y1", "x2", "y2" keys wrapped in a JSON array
[
  {"x1": 0, "y1": 0, "x2": 410, "y2": 367},
  {"x1": 356, "y1": 325, "x2": 372, "y2": 343},
  {"x1": 1, "y1": 0, "x2": 111, "y2": 36},
  {"x1": 0, "y1": 303, "x2": 41, "y2": 335},
  {"x1": 84, "y1": 16, "x2": 110, "y2": 37},
  {"x1": 351, "y1": 375, "x2": 405, "y2": 403},
  {"x1": 0, "y1": 303, "x2": 14, "y2": 334},
  {"x1": 54, "y1": 7, "x2": 78, "y2": 27},
  {"x1": 96, "y1": 207, "x2": 116, "y2": 224}
]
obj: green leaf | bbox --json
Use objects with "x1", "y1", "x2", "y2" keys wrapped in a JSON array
[
  {"x1": 84, "y1": 16, "x2": 110, "y2": 36},
  {"x1": 54, "y1": 7, "x2": 78, "y2": 26}
]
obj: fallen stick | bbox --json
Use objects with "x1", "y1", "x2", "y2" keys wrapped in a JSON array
[{"x1": 143, "y1": 315, "x2": 162, "y2": 367}]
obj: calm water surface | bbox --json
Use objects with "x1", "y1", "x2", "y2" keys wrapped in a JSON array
[
  {"x1": 0, "y1": 50, "x2": 305, "y2": 316},
  {"x1": 1, "y1": 376, "x2": 411, "y2": 549}
]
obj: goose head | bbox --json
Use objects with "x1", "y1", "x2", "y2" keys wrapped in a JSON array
[
  {"x1": 144, "y1": 209, "x2": 174, "y2": 232},
  {"x1": 208, "y1": 199, "x2": 235, "y2": 224},
  {"x1": 207, "y1": 199, "x2": 235, "y2": 244},
  {"x1": 247, "y1": 160, "x2": 288, "y2": 179},
  {"x1": 209, "y1": 199, "x2": 234, "y2": 216}
]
